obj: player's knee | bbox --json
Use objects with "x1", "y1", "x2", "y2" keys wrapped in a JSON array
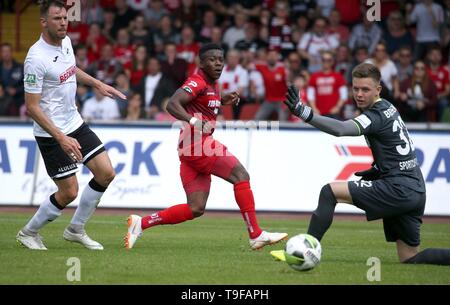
[
  {"x1": 103, "y1": 169, "x2": 116, "y2": 185},
  {"x1": 190, "y1": 205, "x2": 205, "y2": 218},
  {"x1": 232, "y1": 166, "x2": 250, "y2": 182},
  {"x1": 318, "y1": 184, "x2": 337, "y2": 206},
  {"x1": 97, "y1": 169, "x2": 116, "y2": 186},
  {"x1": 60, "y1": 187, "x2": 78, "y2": 204}
]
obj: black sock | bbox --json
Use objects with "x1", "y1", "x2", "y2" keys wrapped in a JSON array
[
  {"x1": 307, "y1": 184, "x2": 337, "y2": 241},
  {"x1": 404, "y1": 248, "x2": 450, "y2": 265},
  {"x1": 89, "y1": 178, "x2": 107, "y2": 192},
  {"x1": 50, "y1": 193, "x2": 65, "y2": 210}
]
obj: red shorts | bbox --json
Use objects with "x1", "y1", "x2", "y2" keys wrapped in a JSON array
[{"x1": 179, "y1": 138, "x2": 238, "y2": 194}]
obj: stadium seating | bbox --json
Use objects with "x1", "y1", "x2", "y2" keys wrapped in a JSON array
[
  {"x1": 220, "y1": 104, "x2": 233, "y2": 120},
  {"x1": 238, "y1": 104, "x2": 260, "y2": 120}
]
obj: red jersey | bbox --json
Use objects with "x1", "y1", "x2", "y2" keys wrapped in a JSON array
[
  {"x1": 176, "y1": 43, "x2": 200, "y2": 77},
  {"x1": 123, "y1": 62, "x2": 145, "y2": 87},
  {"x1": 114, "y1": 45, "x2": 134, "y2": 66},
  {"x1": 255, "y1": 62, "x2": 287, "y2": 102},
  {"x1": 426, "y1": 66, "x2": 450, "y2": 95},
  {"x1": 308, "y1": 71, "x2": 346, "y2": 115},
  {"x1": 178, "y1": 70, "x2": 221, "y2": 149},
  {"x1": 335, "y1": 0, "x2": 361, "y2": 25},
  {"x1": 67, "y1": 23, "x2": 89, "y2": 45}
]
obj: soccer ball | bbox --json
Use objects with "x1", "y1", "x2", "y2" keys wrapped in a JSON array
[{"x1": 285, "y1": 234, "x2": 321, "y2": 271}]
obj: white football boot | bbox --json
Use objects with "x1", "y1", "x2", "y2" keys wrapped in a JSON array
[
  {"x1": 249, "y1": 231, "x2": 288, "y2": 250},
  {"x1": 63, "y1": 228, "x2": 104, "y2": 250},
  {"x1": 124, "y1": 215, "x2": 143, "y2": 249},
  {"x1": 16, "y1": 230, "x2": 47, "y2": 250}
]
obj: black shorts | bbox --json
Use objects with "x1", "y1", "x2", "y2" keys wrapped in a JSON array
[
  {"x1": 35, "y1": 123, "x2": 105, "y2": 180},
  {"x1": 348, "y1": 179, "x2": 426, "y2": 247}
]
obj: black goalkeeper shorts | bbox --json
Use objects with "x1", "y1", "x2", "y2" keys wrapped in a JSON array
[{"x1": 349, "y1": 179, "x2": 426, "y2": 247}]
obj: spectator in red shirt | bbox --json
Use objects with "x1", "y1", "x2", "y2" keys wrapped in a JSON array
[
  {"x1": 334, "y1": 0, "x2": 361, "y2": 26},
  {"x1": 124, "y1": 45, "x2": 148, "y2": 87},
  {"x1": 254, "y1": 48, "x2": 288, "y2": 121},
  {"x1": 398, "y1": 60, "x2": 438, "y2": 122},
  {"x1": 67, "y1": 20, "x2": 89, "y2": 45},
  {"x1": 426, "y1": 46, "x2": 450, "y2": 120},
  {"x1": 114, "y1": 28, "x2": 134, "y2": 66},
  {"x1": 176, "y1": 25, "x2": 200, "y2": 76},
  {"x1": 85, "y1": 23, "x2": 108, "y2": 63},
  {"x1": 307, "y1": 51, "x2": 348, "y2": 119}
]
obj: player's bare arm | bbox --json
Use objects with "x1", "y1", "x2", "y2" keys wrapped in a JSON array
[
  {"x1": 25, "y1": 92, "x2": 82, "y2": 161},
  {"x1": 75, "y1": 68, "x2": 126, "y2": 100},
  {"x1": 167, "y1": 88, "x2": 214, "y2": 133},
  {"x1": 284, "y1": 85, "x2": 360, "y2": 137}
]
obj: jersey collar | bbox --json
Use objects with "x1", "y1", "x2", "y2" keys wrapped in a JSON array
[
  {"x1": 39, "y1": 34, "x2": 63, "y2": 51},
  {"x1": 198, "y1": 69, "x2": 216, "y2": 85}
]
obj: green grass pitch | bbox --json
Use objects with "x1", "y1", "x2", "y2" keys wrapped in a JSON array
[{"x1": 1, "y1": 211, "x2": 449, "y2": 284}]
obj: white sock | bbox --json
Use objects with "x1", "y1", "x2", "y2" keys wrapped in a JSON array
[
  {"x1": 24, "y1": 195, "x2": 62, "y2": 234},
  {"x1": 70, "y1": 182, "x2": 104, "y2": 229}
]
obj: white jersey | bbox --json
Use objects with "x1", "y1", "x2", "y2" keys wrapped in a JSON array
[
  {"x1": 218, "y1": 64, "x2": 249, "y2": 94},
  {"x1": 24, "y1": 35, "x2": 83, "y2": 137}
]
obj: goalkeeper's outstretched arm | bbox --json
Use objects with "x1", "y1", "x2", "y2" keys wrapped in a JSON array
[
  {"x1": 284, "y1": 85, "x2": 360, "y2": 137},
  {"x1": 308, "y1": 115, "x2": 360, "y2": 137}
]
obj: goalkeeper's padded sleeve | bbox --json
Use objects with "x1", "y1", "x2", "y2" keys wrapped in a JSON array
[{"x1": 309, "y1": 115, "x2": 361, "y2": 137}]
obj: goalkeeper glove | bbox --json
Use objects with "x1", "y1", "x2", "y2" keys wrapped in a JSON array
[{"x1": 284, "y1": 85, "x2": 313, "y2": 122}]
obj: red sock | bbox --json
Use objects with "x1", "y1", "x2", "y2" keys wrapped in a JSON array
[
  {"x1": 234, "y1": 181, "x2": 263, "y2": 239},
  {"x1": 141, "y1": 204, "x2": 194, "y2": 230}
]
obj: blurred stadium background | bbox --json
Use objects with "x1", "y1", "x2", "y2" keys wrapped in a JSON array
[{"x1": 0, "y1": 0, "x2": 449, "y2": 284}]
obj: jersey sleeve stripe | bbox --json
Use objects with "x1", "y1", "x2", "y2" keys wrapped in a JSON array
[{"x1": 351, "y1": 119, "x2": 362, "y2": 136}]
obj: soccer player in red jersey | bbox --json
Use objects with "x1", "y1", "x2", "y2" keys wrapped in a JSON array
[{"x1": 124, "y1": 43, "x2": 288, "y2": 250}]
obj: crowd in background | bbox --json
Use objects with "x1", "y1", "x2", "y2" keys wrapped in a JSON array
[{"x1": 1, "y1": 0, "x2": 450, "y2": 122}]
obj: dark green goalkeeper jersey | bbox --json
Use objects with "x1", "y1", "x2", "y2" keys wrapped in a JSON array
[{"x1": 351, "y1": 99, "x2": 426, "y2": 193}]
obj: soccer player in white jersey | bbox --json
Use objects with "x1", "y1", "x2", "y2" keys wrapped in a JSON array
[{"x1": 16, "y1": 0, "x2": 126, "y2": 250}]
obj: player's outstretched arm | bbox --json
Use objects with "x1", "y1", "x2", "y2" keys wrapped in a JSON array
[
  {"x1": 284, "y1": 85, "x2": 360, "y2": 137},
  {"x1": 75, "y1": 68, "x2": 126, "y2": 100}
]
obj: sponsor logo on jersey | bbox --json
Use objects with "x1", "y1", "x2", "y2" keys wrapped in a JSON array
[
  {"x1": 208, "y1": 99, "x2": 221, "y2": 108},
  {"x1": 399, "y1": 158, "x2": 419, "y2": 171},
  {"x1": 25, "y1": 74, "x2": 37, "y2": 85},
  {"x1": 59, "y1": 65, "x2": 77, "y2": 83}
]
